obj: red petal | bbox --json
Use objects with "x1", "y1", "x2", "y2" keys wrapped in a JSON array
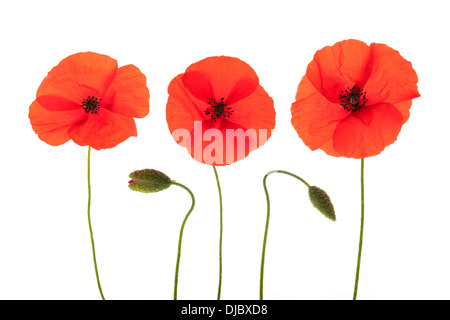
[
  {"x1": 166, "y1": 74, "x2": 209, "y2": 147},
  {"x1": 185, "y1": 120, "x2": 256, "y2": 166},
  {"x1": 182, "y1": 70, "x2": 215, "y2": 104},
  {"x1": 318, "y1": 139, "x2": 342, "y2": 157},
  {"x1": 228, "y1": 84, "x2": 275, "y2": 148},
  {"x1": 104, "y1": 64, "x2": 149, "y2": 118},
  {"x1": 67, "y1": 108, "x2": 137, "y2": 150},
  {"x1": 37, "y1": 52, "x2": 118, "y2": 108},
  {"x1": 29, "y1": 100, "x2": 86, "y2": 146},
  {"x1": 36, "y1": 95, "x2": 81, "y2": 111},
  {"x1": 306, "y1": 39, "x2": 373, "y2": 103},
  {"x1": 182, "y1": 56, "x2": 259, "y2": 105},
  {"x1": 291, "y1": 75, "x2": 349, "y2": 150},
  {"x1": 332, "y1": 102, "x2": 404, "y2": 158},
  {"x1": 392, "y1": 99, "x2": 413, "y2": 124},
  {"x1": 364, "y1": 43, "x2": 420, "y2": 105}
]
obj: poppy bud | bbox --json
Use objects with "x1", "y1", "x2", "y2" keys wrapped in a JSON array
[
  {"x1": 308, "y1": 186, "x2": 336, "y2": 221},
  {"x1": 128, "y1": 169, "x2": 172, "y2": 193}
]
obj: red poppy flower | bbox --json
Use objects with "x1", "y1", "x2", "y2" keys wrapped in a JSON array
[
  {"x1": 29, "y1": 52, "x2": 149, "y2": 150},
  {"x1": 291, "y1": 39, "x2": 420, "y2": 159},
  {"x1": 166, "y1": 56, "x2": 275, "y2": 166}
]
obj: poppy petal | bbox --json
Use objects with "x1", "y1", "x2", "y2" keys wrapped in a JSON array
[
  {"x1": 185, "y1": 119, "x2": 256, "y2": 166},
  {"x1": 291, "y1": 75, "x2": 349, "y2": 150},
  {"x1": 393, "y1": 99, "x2": 413, "y2": 124},
  {"x1": 182, "y1": 70, "x2": 215, "y2": 104},
  {"x1": 364, "y1": 43, "x2": 420, "y2": 105},
  {"x1": 37, "y1": 52, "x2": 118, "y2": 105},
  {"x1": 167, "y1": 74, "x2": 209, "y2": 147},
  {"x1": 332, "y1": 102, "x2": 404, "y2": 158},
  {"x1": 29, "y1": 100, "x2": 86, "y2": 146},
  {"x1": 67, "y1": 108, "x2": 137, "y2": 150},
  {"x1": 103, "y1": 64, "x2": 150, "y2": 118},
  {"x1": 36, "y1": 95, "x2": 81, "y2": 111},
  {"x1": 227, "y1": 84, "x2": 275, "y2": 147},
  {"x1": 307, "y1": 39, "x2": 373, "y2": 103},
  {"x1": 318, "y1": 139, "x2": 342, "y2": 157},
  {"x1": 182, "y1": 56, "x2": 259, "y2": 105}
]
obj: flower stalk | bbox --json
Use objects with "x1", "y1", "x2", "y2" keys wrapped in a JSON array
[
  {"x1": 353, "y1": 158, "x2": 365, "y2": 300},
  {"x1": 260, "y1": 170, "x2": 335, "y2": 300},
  {"x1": 128, "y1": 169, "x2": 195, "y2": 300},
  {"x1": 171, "y1": 181, "x2": 195, "y2": 300},
  {"x1": 213, "y1": 165, "x2": 223, "y2": 300},
  {"x1": 87, "y1": 146, "x2": 105, "y2": 300}
]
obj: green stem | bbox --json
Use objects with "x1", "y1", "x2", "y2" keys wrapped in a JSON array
[
  {"x1": 353, "y1": 158, "x2": 365, "y2": 300},
  {"x1": 260, "y1": 170, "x2": 310, "y2": 300},
  {"x1": 213, "y1": 165, "x2": 223, "y2": 300},
  {"x1": 87, "y1": 146, "x2": 105, "y2": 300},
  {"x1": 172, "y1": 181, "x2": 195, "y2": 300}
]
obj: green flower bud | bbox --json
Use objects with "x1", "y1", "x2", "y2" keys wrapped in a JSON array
[
  {"x1": 128, "y1": 169, "x2": 172, "y2": 193},
  {"x1": 308, "y1": 186, "x2": 336, "y2": 221}
]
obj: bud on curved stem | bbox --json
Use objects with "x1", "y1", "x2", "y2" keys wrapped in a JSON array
[
  {"x1": 308, "y1": 186, "x2": 336, "y2": 221},
  {"x1": 128, "y1": 169, "x2": 172, "y2": 193},
  {"x1": 128, "y1": 168, "x2": 195, "y2": 300},
  {"x1": 260, "y1": 170, "x2": 336, "y2": 300}
]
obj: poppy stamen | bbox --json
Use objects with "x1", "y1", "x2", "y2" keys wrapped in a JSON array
[
  {"x1": 339, "y1": 86, "x2": 368, "y2": 112},
  {"x1": 204, "y1": 98, "x2": 234, "y2": 122},
  {"x1": 82, "y1": 96, "x2": 102, "y2": 114}
]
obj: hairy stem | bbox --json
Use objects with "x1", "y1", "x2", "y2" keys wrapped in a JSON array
[
  {"x1": 213, "y1": 165, "x2": 223, "y2": 300},
  {"x1": 172, "y1": 181, "x2": 195, "y2": 300},
  {"x1": 353, "y1": 158, "x2": 365, "y2": 300},
  {"x1": 260, "y1": 170, "x2": 310, "y2": 300},
  {"x1": 87, "y1": 146, "x2": 105, "y2": 300}
]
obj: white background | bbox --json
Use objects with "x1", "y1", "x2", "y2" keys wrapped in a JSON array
[{"x1": 0, "y1": 0, "x2": 449, "y2": 300}]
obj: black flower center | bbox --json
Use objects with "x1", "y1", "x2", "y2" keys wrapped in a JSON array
[
  {"x1": 339, "y1": 86, "x2": 368, "y2": 112},
  {"x1": 82, "y1": 96, "x2": 102, "y2": 114},
  {"x1": 204, "y1": 98, "x2": 234, "y2": 122}
]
